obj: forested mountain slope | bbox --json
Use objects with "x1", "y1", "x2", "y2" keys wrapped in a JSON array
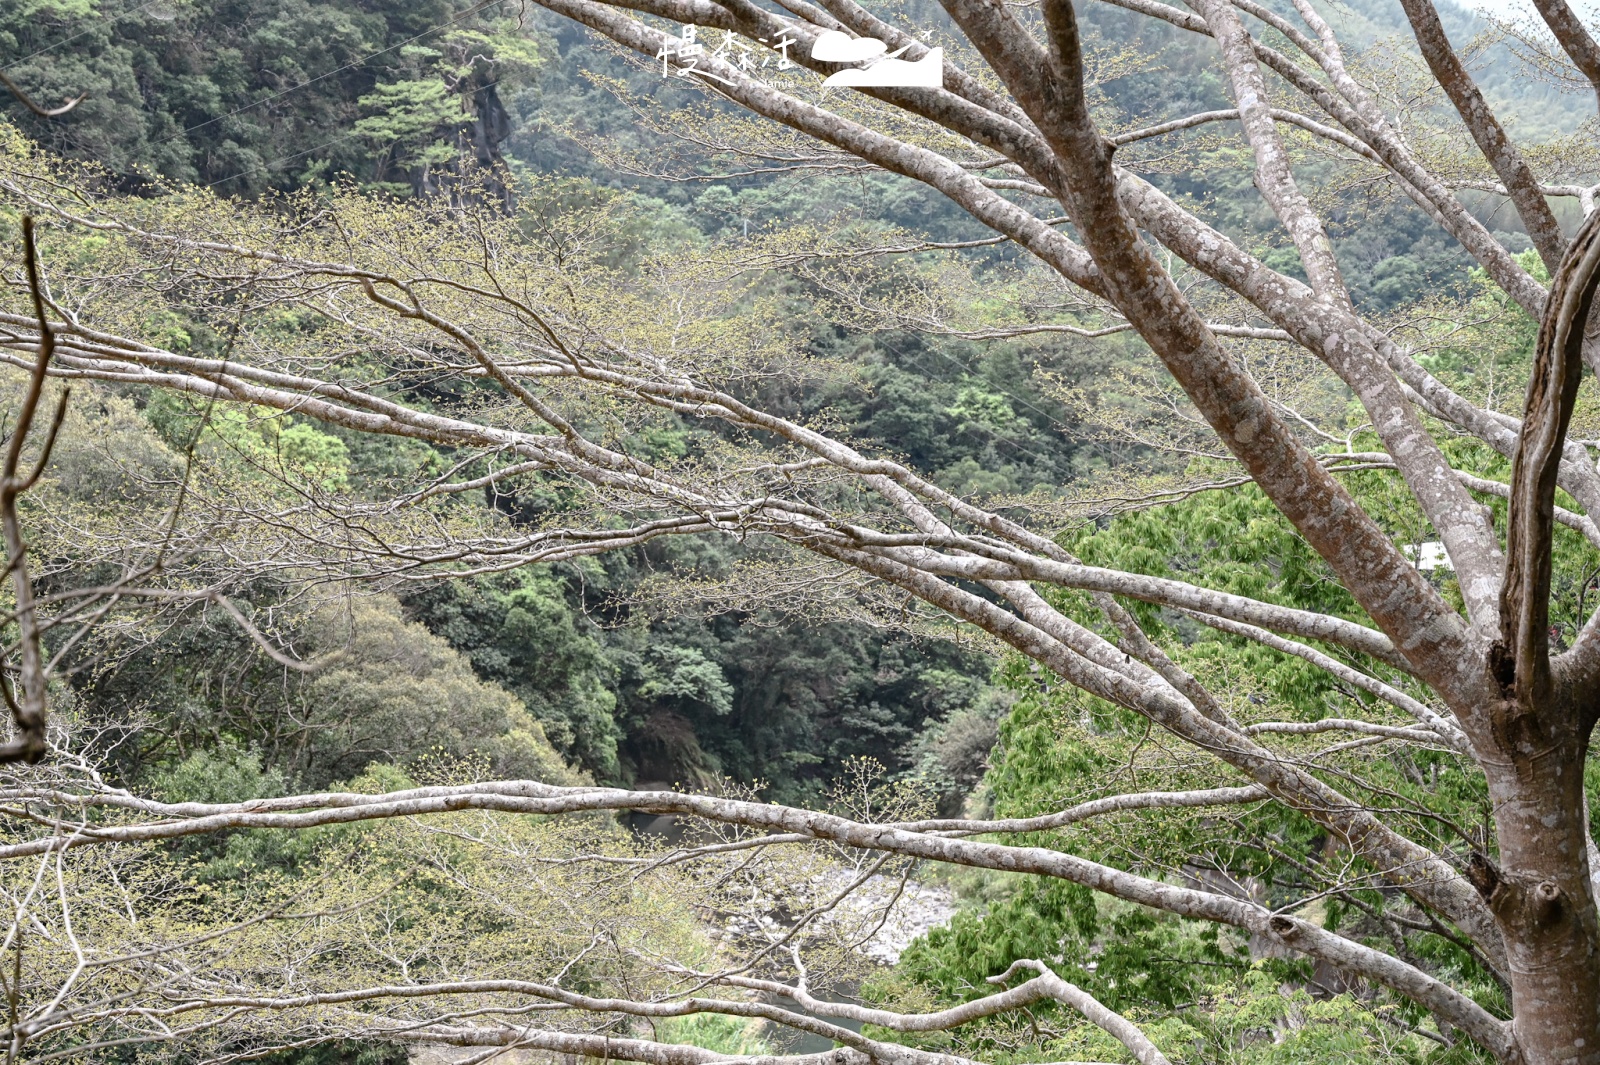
[
  {"x1": 2, "y1": 0, "x2": 1590, "y2": 799},
  {"x1": 1, "y1": 1, "x2": 1599, "y2": 1061},
  {"x1": 0, "y1": 4, "x2": 1065, "y2": 798}
]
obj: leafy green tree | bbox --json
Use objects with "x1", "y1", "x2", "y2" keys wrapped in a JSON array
[{"x1": 0, "y1": 0, "x2": 538, "y2": 195}]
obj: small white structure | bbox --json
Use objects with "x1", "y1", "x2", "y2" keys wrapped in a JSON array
[{"x1": 1402, "y1": 541, "x2": 1453, "y2": 571}]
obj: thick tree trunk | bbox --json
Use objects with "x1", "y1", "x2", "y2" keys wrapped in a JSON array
[
  {"x1": 1483, "y1": 192, "x2": 1600, "y2": 1065},
  {"x1": 1479, "y1": 720, "x2": 1600, "y2": 1064}
]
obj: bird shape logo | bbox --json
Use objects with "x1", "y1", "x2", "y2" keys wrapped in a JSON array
[{"x1": 810, "y1": 30, "x2": 943, "y2": 88}]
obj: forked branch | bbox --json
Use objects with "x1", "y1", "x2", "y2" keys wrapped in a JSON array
[
  {"x1": 1500, "y1": 208, "x2": 1600, "y2": 709},
  {"x1": 0, "y1": 217, "x2": 67, "y2": 763}
]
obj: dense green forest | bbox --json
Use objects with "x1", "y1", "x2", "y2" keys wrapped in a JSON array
[
  {"x1": 1, "y1": 0, "x2": 1599, "y2": 1061},
  {"x1": 0, "y1": 0, "x2": 1570, "y2": 801},
  {"x1": 1, "y1": 0, "x2": 1121, "y2": 803}
]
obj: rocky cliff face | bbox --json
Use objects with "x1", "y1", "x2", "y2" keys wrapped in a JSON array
[{"x1": 409, "y1": 75, "x2": 515, "y2": 211}]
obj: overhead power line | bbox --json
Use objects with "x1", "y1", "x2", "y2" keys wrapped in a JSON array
[
  {"x1": 3, "y1": 0, "x2": 505, "y2": 156},
  {"x1": 198, "y1": 75, "x2": 506, "y2": 191},
  {"x1": 0, "y1": 0, "x2": 173, "y2": 73},
  {"x1": 153, "y1": 0, "x2": 502, "y2": 148}
]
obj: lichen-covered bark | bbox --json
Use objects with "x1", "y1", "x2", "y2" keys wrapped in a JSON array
[{"x1": 1472, "y1": 209, "x2": 1600, "y2": 1065}]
